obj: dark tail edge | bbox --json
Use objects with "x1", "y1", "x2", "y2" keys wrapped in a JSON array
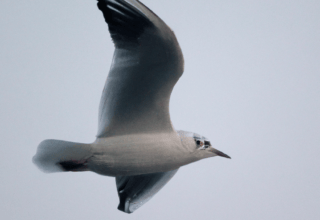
[{"x1": 33, "y1": 139, "x2": 92, "y2": 173}]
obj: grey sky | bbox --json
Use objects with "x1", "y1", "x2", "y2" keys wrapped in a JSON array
[{"x1": 1, "y1": 0, "x2": 319, "y2": 219}]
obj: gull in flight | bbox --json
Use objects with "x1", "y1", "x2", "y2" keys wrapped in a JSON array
[{"x1": 33, "y1": 0, "x2": 231, "y2": 213}]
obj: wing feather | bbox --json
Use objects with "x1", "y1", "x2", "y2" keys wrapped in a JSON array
[
  {"x1": 97, "y1": 0, "x2": 184, "y2": 137},
  {"x1": 116, "y1": 169, "x2": 179, "y2": 213}
]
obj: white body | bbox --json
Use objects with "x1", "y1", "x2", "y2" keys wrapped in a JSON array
[{"x1": 90, "y1": 132, "x2": 199, "y2": 176}]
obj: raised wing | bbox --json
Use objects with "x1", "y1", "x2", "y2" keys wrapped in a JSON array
[
  {"x1": 97, "y1": 0, "x2": 184, "y2": 137},
  {"x1": 116, "y1": 169, "x2": 179, "y2": 213}
]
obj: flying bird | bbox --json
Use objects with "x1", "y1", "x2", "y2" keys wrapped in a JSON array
[{"x1": 33, "y1": 0, "x2": 231, "y2": 213}]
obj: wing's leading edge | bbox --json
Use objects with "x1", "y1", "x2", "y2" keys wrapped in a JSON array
[
  {"x1": 97, "y1": 0, "x2": 184, "y2": 137},
  {"x1": 116, "y1": 169, "x2": 179, "y2": 213}
]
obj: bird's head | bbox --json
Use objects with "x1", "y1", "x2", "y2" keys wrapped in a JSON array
[
  {"x1": 193, "y1": 134, "x2": 231, "y2": 159},
  {"x1": 177, "y1": 130, "x2": 231, "y2": 160}
]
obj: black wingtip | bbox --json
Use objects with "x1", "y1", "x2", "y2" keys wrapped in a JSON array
[
  {"x1": 117, "y1": 192, "x2": 132, "y2": 214},
  {"x1": 97, "y1": 0, "x2": 153, "y2": 47}
]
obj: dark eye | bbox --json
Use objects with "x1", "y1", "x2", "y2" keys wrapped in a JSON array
[{"x1": 196, "y1": 140, "x2": 204, "y2": 146}]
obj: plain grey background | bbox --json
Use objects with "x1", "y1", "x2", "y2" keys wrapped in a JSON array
[{"x1": 1, "y1": 0, "x2": 319, "y2": 219}]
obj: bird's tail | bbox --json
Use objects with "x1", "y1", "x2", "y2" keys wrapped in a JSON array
[{"x1": 33, "y1": 139, "x2": 92, "y2": 173}]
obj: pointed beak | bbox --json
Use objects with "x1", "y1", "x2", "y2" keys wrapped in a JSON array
[{"x1": 209, "y1": 148, "x2": 231, "y2": 159}]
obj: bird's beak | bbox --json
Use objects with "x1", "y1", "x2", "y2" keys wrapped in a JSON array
[{"x1": 209, "y1": 148, "x2": 231, "y2": 159}]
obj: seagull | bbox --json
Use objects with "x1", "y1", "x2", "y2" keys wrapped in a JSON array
[{"x1": 33, "y1": 0, "x2": 231, "y2": 214}]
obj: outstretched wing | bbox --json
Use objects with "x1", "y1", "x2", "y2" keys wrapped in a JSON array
[
  {"x1": 116, "y1": 169, "x2": 179, "y2": 213},
  {"x1": 97, "y1": 0, "x2": 184, "y2": 137}
]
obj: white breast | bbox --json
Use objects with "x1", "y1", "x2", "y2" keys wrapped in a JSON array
[{"x1": 88, "y1": 132, "x2": 193, "y2": 176}]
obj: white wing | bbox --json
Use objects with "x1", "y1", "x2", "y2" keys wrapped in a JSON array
[
  {"x1": 97, "y1": 0, "x2": 184, "y2": 137},
  {"x1": 116, "y1": 169, "x2": 179, "y2": 213}
]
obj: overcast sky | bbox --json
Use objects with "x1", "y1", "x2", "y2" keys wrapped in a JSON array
[{"x1": 1, "y1": 0, "x2": 319, "y2": 219}]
